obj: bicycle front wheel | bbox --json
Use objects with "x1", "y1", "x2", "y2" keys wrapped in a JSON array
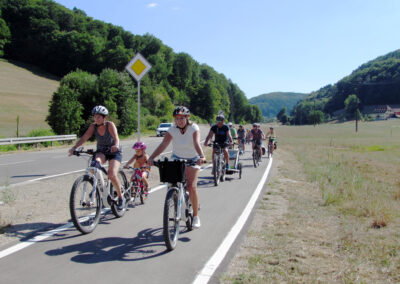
[
  {"x1": 69, "y1": 175, "x2": 101, "y2": 234},
  {"x1": 253, "y1": 150, "x2": 258, "y2": 168},
  {"x1": 163, "y1": 188, "x2": 179, "y2": 251}
]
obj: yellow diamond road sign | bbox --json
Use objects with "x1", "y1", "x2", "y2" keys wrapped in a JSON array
[{"x1": 125, "y1": 53, "x2": 152, "y2": 82}]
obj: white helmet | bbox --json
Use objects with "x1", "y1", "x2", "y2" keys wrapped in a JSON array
[
  {"x1": 91, "y1": 105, "x2": 108, "y2": 116},
  {"x1": 228, "y1": 122, "x2": 233, "y2": 126}
]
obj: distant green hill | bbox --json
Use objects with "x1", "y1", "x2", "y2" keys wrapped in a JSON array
[
  {"x1": 291, "y1": 49, "x2": 400, "y2": 124},
  {"x1": 249, "y1": 92, "x2": 308, "y2": 118}
]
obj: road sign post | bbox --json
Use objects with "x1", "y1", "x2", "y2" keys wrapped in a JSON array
[{"x1": 125, "y1": 53, "x2": 152, "y2": 141}]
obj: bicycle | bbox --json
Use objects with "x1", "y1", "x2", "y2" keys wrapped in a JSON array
[
  {"x1": 69, "y1": 147, "x2": 129, "y2": 234},
  {"x1": 208, "y1": 142, "x2": 226, "y2": 186},
  {"x1": 252, "y1": 142, "x2": 262, "y2": 168},
  {"x1": 267, "y1": 140, "x2": 273, "y2": 158},
  {"x1": 125, "y1": 166, "x2": 148, "y2": 205},
  {"x1": 153, "y1": 158, "x2": 198, "y2": 251},
  {"x1": 235, "y1": 137, "x2": 245, "y2": 155}
]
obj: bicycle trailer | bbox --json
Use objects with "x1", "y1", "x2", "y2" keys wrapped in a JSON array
[{"x1": 225, "y1": 148, "x2": 242, "y2": 178}]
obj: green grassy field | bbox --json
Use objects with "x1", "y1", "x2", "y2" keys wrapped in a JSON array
[
  {"x1": 223, "y1": 120, "x2": 400, "y2": 283},
  {"x1": 0, "y1": 59, "x2": 59, "y2": 138}
]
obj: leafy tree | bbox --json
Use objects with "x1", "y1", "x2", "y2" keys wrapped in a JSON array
[
  {"x1": 308, "y1": 110, "x2": 324, "y2": 125},
  {"x1": 344, "y1": 94, "x2": 360, "y2": 120},
  {"x1": 0, "y1": 10, "x2": 10, "y2": 57}
]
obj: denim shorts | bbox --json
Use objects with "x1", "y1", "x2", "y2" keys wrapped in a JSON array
[{"x1": 171, "y1": 154, "x2": 201, "y2": 169}]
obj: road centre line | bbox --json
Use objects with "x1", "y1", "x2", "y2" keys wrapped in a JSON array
[
  {"x1": 193, "y1": 157, "x2": 273, "y2": 284},
  {"x1": 0, "y1": 151, "x2": 174, "y2": 190},
  {"x1": 0, "y1": 160, "x2": 34, "y2": 166}
]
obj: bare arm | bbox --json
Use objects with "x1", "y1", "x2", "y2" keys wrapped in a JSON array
[
  {"x1": 68, "y1": 124, "x2": 95, "y2": 155},
  {"x1": 124, "y1": 155, "x2": 137, "y2": 168},
  {"x1": 148, "y1": 132, "x2": 173, "y2": 165},
  {"x1": 204, "y1": 130, "x2": 214, "y2": 146},
  {"x1": 193, "y1": 130, "x2": 206, "y2": 164},
  {"x1": 108, "y1": 122, "x2": 120, "y2": 152}
]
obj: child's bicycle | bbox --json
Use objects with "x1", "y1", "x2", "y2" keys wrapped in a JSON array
[
  {"x1": 125, "y1": 166, "x2": 149, "y2": 205},
  {"x1": 69, "y1": 147, "x2": 128, "y2": 234}
]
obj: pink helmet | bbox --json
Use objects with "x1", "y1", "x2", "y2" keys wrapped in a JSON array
[{"x1": 132, "y1": 141, "x2": 146, "y2": 150}]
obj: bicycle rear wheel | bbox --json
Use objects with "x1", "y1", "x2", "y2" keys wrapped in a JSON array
[
  {"x1": 69, "y1": 175, "x2": 101, "y2": 234},
  {"x1": 185, "y1": 191, "x2": 193, "y2": 231},
  {"x1": 110, "y1": 170, "x2": 128, "y2": 217},
  {"x1": 213, "y1": 154, "x2": 220, "y2": 186},
  {"x1": 163, "y1": 188, "x2": 179, "y2": 251}
]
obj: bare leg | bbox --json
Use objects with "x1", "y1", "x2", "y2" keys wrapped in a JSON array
[{"x1": 186, "y1": 166, "x2": 200, "y2": 217}]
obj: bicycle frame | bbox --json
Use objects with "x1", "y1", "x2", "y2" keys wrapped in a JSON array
[{"x1": 83, "y1": 165, "x2": 110, "y2": 207}]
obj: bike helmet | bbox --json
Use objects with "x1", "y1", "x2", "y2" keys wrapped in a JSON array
[
  {"x1": 252, "y1": 122, "x2": 258, "y2": 127},
  {"x1": 216, "y1": 114, "x2": 225, "y2": 122},
  {"x1": 173, "y1": 106, "x2": 190, "y2": 116},
  {"x1": 228, "y1": 122, "x2": 233, "y2": 126},
  {"x1": 91, "y1": 105, "x2": 109, "y2": 116},
  {"x1": 132, "y1": 141, "x2": 147, "y2": 150}
]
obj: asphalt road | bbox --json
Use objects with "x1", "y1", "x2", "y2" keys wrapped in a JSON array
[{"x1": 0, "y1": 127, "x2": 273, "y2": 283}]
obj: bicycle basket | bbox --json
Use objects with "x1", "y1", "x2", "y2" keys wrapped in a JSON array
[{"x1": 157, "y1": 159, "x2": 186, "y2": 183}]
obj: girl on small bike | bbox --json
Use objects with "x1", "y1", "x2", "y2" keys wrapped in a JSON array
[
  {"x1": 124, "y1": 141, "x2": 150, "y2": 193},
  {"x1": 148, "y1": 106, "x2": 206, "y2": 229},
  {"x1": 68, "y1": 105, "x2": 125, "y2": 209}
]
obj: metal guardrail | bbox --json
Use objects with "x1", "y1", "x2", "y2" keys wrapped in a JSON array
[{"x1": 0, "y1": 134, "x2": 77, "y2": 146}]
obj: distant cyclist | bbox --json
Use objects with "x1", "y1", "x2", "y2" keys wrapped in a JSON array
[
  {"x1": 148, "y1": 106, "x2": 206, "y2": 228},
  {"x1": 228, "y1": 122, "x2": 237, "y2": 143},
  {"x1": 250, "y1": 123, "x2": 265, "y2": 159},
  {"x1": 68, "y1": 105, "x2": 125, "y2": 209},
  {"x1": 204, "y1": 114, "x2": 232, "y2": 170},
  {"x1": 237, "y1": 125, "x2": 246, "y2": 153},
  {"x1": 265, "y1": 126, "x2": 277, "y2": 155}
]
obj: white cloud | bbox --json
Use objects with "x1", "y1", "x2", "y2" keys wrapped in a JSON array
[{"x1": 146, "y1": 3, "x2": 158, "y2": 8}]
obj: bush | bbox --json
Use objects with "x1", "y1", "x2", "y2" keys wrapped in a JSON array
[{"x1": 27, "y1": 128, "x2": 57, "y2": 147}]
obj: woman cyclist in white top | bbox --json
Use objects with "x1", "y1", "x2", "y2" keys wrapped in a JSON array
[{"x1": 148, "y1": 106, "x2": 206, "y2": 228}]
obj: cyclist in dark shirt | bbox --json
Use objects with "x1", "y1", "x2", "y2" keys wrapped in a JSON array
[
  {"x1": 204, "y1": 114, "x2": 232, "y2": 170},
  {"x1": 69, "y1": 105, "x2": 125, "y2": 209},
  {"x1": 250, "y1": 123, "x2": 265, "y2": 158}
]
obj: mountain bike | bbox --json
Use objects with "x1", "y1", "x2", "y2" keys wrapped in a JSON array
[
  {"x1": 252, "y1": 143, "x2": 262, "y2": 168},
  {"x1": 209, "y1": 142, "x2": 226, "y2": 186},
  {"x1": 69, "y1": 147, "x2": 128, "y2": 234},
  {"x1": 125, "y1": 166, "x2": 148, "y2": 205},
  {"x1": 153, "y1": 158, "x2": 197, "y2": 251}
]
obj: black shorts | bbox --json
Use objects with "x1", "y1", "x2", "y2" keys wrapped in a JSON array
[
  {"x1": 96, "y1": 149, "x2": 122, "y2": 162},
  {"x1": 213, "y1": 141, "x2": 229, "y2": 149}
]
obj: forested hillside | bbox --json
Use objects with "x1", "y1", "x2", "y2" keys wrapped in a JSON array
[
  {"x1": 291, "y1": 49, "x2": 400, "y2": 125},
  {"x1": 249, "y1": 92, "x2": 307, "y2": 119},
  {"x1": 0, "y1": 0, "x2": 262, "y2": 135}
]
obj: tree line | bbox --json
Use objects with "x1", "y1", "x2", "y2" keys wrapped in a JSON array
[
  {"x1": 0, "y1": 0, "x2": 262, "y2": 135},
  {"x1": 286, "y1": 49, "x2": 400, "y2": 125}
]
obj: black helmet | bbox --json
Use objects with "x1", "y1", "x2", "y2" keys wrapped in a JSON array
[
  {"x1": 91, "y1": 105, "x2": 108, "y2": 116},
  {"x1": 216, "y1": 114, "x2": 225, "y2": 122},
  {"x1": 173, "y1": 106, "x2": 190, "y2": 116}
]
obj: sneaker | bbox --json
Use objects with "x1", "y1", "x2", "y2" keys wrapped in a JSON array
[
  {"x1": 193, "y1": 216, "x2": 201, "y2": 229},
  {"x1": 117, "y1": 196, "x2": 126, "y2": 210}
]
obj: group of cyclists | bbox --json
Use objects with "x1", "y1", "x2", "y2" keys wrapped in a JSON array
[{"x1": 68, "y1": 105, "x2": 277, "y2": 230}]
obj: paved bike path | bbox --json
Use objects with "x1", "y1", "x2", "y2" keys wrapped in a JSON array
[{"x1": 0, "y1": 151, "x2": 272, "y2": 284}]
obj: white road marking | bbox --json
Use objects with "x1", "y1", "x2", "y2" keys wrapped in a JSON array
[
  {"x1": 193, "y1": 157, "x2": 273, "y2": 284},
  {"x1": 0, "y1": 160, "x2": 34, "y2": 166}
]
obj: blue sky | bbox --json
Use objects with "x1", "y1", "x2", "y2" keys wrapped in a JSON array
[{"x1": 55, "y1": 0, "x2": 400, "y2": 99}]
